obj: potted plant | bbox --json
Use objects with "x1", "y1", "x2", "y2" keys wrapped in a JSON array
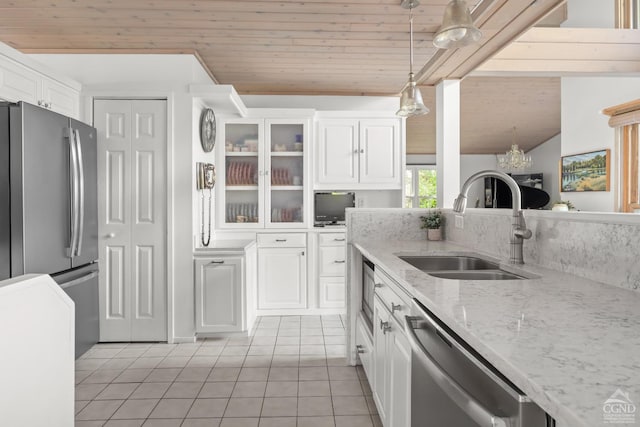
[
  {"x1": 551, "y1": 200, "x2": 574, "y2": 211},
  {"x1": 420, "y1": 210, "x2": 444, "y2": 241}
]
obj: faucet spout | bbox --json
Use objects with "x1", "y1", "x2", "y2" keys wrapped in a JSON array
[{"x1": 453, "y1": 170, "x2": 532, "y2": 264}]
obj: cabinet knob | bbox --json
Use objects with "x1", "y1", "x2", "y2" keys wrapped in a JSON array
[
  {"x1": 354, "y1": 149, "x2": 359, "y2": 154},
  {"x1": 391, "y1": 303, "x2": 402, "y2": 313},
  {"x1": 356, "y1": 345, "x2": 365, "y2": 354},
  {"x1": 360, "y1": 149, "x2": 364, "y2": 153},
  {"x1": 105, "y1": 232, "x2": 115, "y2": 238}
]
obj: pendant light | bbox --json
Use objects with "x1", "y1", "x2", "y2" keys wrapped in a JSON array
[
  {"x1": 397, "y1": 0, "x2": 429, "y2": 117},
  {"x1": 433, "y1": 0, "x2": 482, "y2": 49}
]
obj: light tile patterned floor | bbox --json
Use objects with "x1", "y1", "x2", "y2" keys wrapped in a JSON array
[{"x1": 75, "y1": 315, "x2": 381, "y2": 427}]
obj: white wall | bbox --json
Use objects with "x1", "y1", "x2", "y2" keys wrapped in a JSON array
[
  {"x1": 528, "y1": 133, "x2": 561, "y2": 206},
  {"x1": 406, "y1": 154, "x2": 496, "y2": 208},
  {"x1": 460, "y1": 155, "x2": 498, "y2": 208},
  {"x1": 561, "y1": 76, "x2": 640, "y2": 212},
  {"x1": 561, "y1": 0, "x2": 615, "y2": 28}
]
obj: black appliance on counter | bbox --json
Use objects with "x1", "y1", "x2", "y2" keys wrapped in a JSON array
[
  {"x1": 1, "y1": 101, "x2": 99, "y2": 358},
  {"x1": 314, "y1": 191, "x2": 355, "y2": 226}
]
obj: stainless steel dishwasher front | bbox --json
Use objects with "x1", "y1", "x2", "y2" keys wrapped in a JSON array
[{"x1": 405, "y1": 298, "x2": 553, "y2": 427}]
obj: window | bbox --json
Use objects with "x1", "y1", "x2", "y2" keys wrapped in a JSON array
[
  {"x1": 404, "y1": 165, "x2": 437, "y2": 208},
  {"x1": 603, "y1": 99, "x2": 640, "y2": 213}
]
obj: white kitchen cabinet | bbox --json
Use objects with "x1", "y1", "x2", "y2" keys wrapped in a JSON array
[
  {"x1": 0, "y1": 54, "x2": 80, "y2": 118},
  {"x1": 317, "y1": 231, "x2": 346, "y2": 309},
  {"x1": 257, "y1": 233, "x2": 307, "y2": 310},
  {"x1": 217, "y1": 117, "x2": 310, "y2": 229},
  {"x1": 194, "y1": 256, "x2": 243, "y2": 333},
  {"x1": 370, "y1": 267, "x2": 412, "y2": 427},
  {"x1": 355, "y1": 311, "x2": 374, "y2": 383},
  {"x1": 316, "y1": 118, "x2": 402, "y2": 189},
  {"x1": 373, "y1": 296, "x2": 390, "y2": 425}
]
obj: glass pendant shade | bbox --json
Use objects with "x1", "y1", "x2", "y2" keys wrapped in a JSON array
[
  {"x1": 397, "y1": 73, "x2": 429, "y2": 117},
  {"x1": 433, "y1": 0, "x2": 482, "y2": 49}
]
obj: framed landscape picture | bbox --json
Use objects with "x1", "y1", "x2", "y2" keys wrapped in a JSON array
[{"x1": 560, "y1": 149, "x2": 610, "y2": 192}]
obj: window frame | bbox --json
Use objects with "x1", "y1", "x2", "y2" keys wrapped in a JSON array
[{"x1": 404, "y1": 164, "x2": 437, "y2": 208}]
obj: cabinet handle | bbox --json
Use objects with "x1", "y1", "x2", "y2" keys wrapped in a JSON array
[
  {"x1": 209, "y1": 260, "x2": 225, "y2": 264},
  {"x1": 333, "y1": 238, "x2": 345, "y2": 242},
  {"x1": 334, "y1": 260, "x2": 346, "y2": 264},
  {"x1": 360, "y1": 149, "x2": 364, "y2": 153},
  {"x1": 275, "y1": 239, "x2": 287, "y2": 242},
  {"x1": 265, "y1": 170, "x2": 270, "y2": 175},
  {"x1": 391, "y1": 303, "x2": 402, "y2": 313},
  {"x1": 301, "y1": 251, "x2": 305, "y2": 256},
  {"x1": 380, "y1": 321, "x2": 391, "y2": 334},
  {"x1": 354, "y1": 149, "x2": 359, "y2": 154},
  {"x1": 374, "y1": 283, "x2": 382, "y2": 288},
  {"x1": 356, "y1": 345, "x2": 365, "y2": 354}
]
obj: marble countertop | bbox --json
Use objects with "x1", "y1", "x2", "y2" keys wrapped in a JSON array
[
  {"x1": 354, "y1": 239, "x2": 640, "y2": 427},
  {"x1": 193, "y1": 239, "x2": 256, "y2": 252}
]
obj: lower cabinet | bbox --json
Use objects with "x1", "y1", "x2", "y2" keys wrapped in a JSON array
[
  {"x1": 257, "y1": 246, "x2": 307, "y2": 309},
  {"x1": 317, "y1": 232, "x2": 346, "y2": 309},
  {"x1": 195, "y1": 256, "x2": 243, "y2": 333}
]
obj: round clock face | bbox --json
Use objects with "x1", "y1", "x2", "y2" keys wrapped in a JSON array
[{"x1": 200, "y1": 108, "x2": 216, "y2": 152}]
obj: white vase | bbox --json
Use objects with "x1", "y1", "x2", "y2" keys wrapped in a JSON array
[
  {"x1": 552, "y1": 203, "x2": 569, "y2": 212},
  {"x1": 427, "y1": 228, "x2": 442, "y2": 241}
]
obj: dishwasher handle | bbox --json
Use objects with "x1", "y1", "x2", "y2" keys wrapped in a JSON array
[{"x1": 404, "y1": 315, "x2": 510, "y2": 427}]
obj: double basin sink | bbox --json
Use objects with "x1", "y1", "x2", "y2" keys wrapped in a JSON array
[{"x1": 398, "y1": 255, "x2": 526, "y2": 280}]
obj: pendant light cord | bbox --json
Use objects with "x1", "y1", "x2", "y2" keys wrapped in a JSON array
[{"x1": 409, "y1": 7, "x2": 414, "y2": 75}]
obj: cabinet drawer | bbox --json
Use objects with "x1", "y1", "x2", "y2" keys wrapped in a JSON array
[
  {"x1": 374, "y1": 268, "x2": 411, "y2": 325},
  {"x1": 318, "y1": 232, "x2": 346, "y2": 246},
  {"x1": 257, "y1": 233, "x2": 306, "y2": 247},
  {"x1": 318, "y1": 277, "x2": 345, "y2": 308},
  {"x1": 319, "y1": 246, "x2": 346, "y2": 276},
  {"x1": 355, "y1": 312, "x2": 374, "y2": 382}
]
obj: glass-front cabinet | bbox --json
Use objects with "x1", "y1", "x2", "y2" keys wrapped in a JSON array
[{"x1": 218, "y1": 117, "x2": 309, "y2": 228}]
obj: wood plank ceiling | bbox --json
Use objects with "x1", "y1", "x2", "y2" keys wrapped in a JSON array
[{"x1": 0, "y1": 0, "x2": 565, "y2": 153}]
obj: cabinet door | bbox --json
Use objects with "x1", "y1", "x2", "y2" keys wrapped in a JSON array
[
  {"x1": 316, "y1": 119, "x2": 359, "y2": 185},
  {"x1": 372, "y1": 296, "x2": 389, "y2": 424},
  {"x1": 318, "y1": 277, "x2": 345, "y2": 309},
  {"x1": 42, "y1": 78, "x2": 80, "y2": 119},
  {"x1": 0, "y1": 56, "x2": 39, "y2": 105},
  {"x1": 257, "y1": 247, "x2": 307, "y2": 309},
  {"x1": 265, "y1": 119, "x2": 308, "y2": 228},
  {"x1": 388, "y1": 315, "x2": 411, "y2": 427},
  {"x1": 195, "y1": 257, "x2": 243, "y2": 333},
  {"x1": 359, "y1": 119, "x2": 401, "y2": 186},
  {"x1": 217, "y1": 119, "x2": 264, "y2": 228}
]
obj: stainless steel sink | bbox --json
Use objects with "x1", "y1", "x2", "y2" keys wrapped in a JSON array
[
  {"x1": 427, "y1": 270, "x2": 524, "y2": 280},
  {"x1": 398, "y1": 255, "x2": 499, "y2": 271},
  {"x1": 397, "y1": 255, "x2": 527, "y2": 280}
]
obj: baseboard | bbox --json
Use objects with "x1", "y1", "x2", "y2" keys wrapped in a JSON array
[{"x1": 254, "y1": 308, "x2": 346, "y2": 317}]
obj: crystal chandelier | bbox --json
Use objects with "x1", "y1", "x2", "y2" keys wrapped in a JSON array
[{"x1": 497, "y1": 127, "x2": 532, "y2": 171}]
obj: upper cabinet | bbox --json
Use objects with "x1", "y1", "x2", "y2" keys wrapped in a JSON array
[
  {"x1": 217, "y1": 117, "x2": 311, "y2": 229},
  {"x1": 316, "y1": 118, "x2": 402, "y2": 190},
  {"x1": 0, "y1": 54, "x2": 80, "y2": 119}
]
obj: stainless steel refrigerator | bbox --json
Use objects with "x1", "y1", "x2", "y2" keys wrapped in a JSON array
[{"x1": 0, "y1": 101, "x2": 99, "y2": 358}]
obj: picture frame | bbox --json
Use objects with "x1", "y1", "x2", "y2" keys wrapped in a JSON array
[{"x1": 559, "y1": 149, "x2": 610, "y2": 192}]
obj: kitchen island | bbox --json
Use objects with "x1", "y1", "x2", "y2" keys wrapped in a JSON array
[{"x1": 352, "y1": 238, "x2": 640, "y2": 427}]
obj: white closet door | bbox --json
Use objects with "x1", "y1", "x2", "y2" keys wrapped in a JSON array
[{"x1": 95, "y1": 99, "x2": 167, "y2": 342}]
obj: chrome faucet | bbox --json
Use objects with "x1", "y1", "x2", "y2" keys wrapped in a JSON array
[{"x1": 453, "y1": 170, "x2": 532, "y2": 264}]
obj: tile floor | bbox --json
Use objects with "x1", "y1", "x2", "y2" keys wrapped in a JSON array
[{"x1": 75, "y1": 315, "x2": 381, "y2": 427}]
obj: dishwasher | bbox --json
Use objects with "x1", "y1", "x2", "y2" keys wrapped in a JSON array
[{"x1": 405, "y1": 298, "x2": 554, "y2": 427}]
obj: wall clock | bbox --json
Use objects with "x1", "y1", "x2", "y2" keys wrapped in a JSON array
[{"x1": 199, "y1": 108, "x2": 216, "y2": 153}]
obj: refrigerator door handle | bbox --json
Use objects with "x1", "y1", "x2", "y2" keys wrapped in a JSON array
[
  {"x1": 59, "y1": 271, "x2": 98, "y2": 290},
  {"x1": 74, "y1": 128, "x2": 85, "y2": 257},
  {"x1": 65, "y1": 128, "x2": 79, "y2": 258}
]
